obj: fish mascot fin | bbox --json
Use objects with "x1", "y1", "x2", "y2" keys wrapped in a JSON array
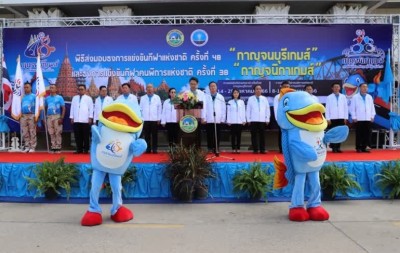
[{"x1": 273, "y1": 156, "x2": 288, "y2": 189}]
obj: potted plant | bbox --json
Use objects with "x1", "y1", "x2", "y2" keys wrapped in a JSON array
[
  {"x1": 165, "y1": 143, "x2": 215, "y2": 201},
  {"x1": 101, "y1": 166, "x2": 137, "y2": 197},
  {"x1": 232, "y1": 162, "x2": 273, "y2": 200},
  {"x1": 375, "y1": 160, "x2": 400, "y2": 199},
  {"x1": 26, "y1": 157, "x2": 78, "y2": 200},
  {"x1": 319, "y1": 164, "x2": 361, "y2": 200}
]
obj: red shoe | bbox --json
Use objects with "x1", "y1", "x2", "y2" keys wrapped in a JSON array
[
  {"x1": 288, "y1": 207, "x2": 309, "y2": 222},
  {"x1": 111, "y1": 206, "x2": 134, "y2": 223},
  {"x1": 81, "y1": 211, "x2": 102, "y2": 226},
  {"x1": 307, "y1": 206, "x2": 330, "y2": 221}
]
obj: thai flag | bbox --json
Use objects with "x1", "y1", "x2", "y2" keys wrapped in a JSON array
[{"x1": 2, "y1": 54, "x2": 13, "y2": 111}]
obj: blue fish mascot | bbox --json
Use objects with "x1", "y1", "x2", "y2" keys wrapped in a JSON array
[
  {"x1": 81, "y1": 100, "x2": 147, "y2": 226},
  {"x1": 274, "y1": 88, "x2": 349, "y2": 222}
]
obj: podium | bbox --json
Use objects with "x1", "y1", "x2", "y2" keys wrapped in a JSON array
[{"x1": 175, "y1": 102, "x2": 203, "y2": 148}]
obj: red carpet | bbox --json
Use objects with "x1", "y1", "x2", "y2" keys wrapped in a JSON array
[{"x1": 0, "y1": 149, "x2": 398, "y2": 164}]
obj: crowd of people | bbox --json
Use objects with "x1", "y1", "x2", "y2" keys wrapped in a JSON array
[{"x1": 17, "y1": 77, "x2": 376, "y2": 154}]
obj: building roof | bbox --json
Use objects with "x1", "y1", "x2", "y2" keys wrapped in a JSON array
[{"x1": 1, "y1": 0, "x2": 400, "y2": 18}]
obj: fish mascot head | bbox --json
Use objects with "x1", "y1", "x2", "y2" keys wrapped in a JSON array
[
  {"x1": 99, "y1": 100, "x2": 143, "y2": 136},
  {"x1": 277, "y1": 88, "x2": 327, "y2": 132}
]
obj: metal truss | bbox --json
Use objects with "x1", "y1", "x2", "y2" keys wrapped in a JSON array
[{"x1": 0, "y1": 14, "x2": 398, "y2": 27}]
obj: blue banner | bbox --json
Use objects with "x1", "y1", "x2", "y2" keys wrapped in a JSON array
[{"x1": 2, "y1": 24, "x2": 393, "y2": 130}]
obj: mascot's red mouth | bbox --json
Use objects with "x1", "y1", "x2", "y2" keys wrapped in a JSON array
[
  {"x1": 102, "y1": 111, "x2": 141, "y2": 128},
  {"x1": 287, "y1": 111, "x2": 324, "y2": 125},
  {"x1": 344, "y1": 86, "x2": 357, "y2": 97}
]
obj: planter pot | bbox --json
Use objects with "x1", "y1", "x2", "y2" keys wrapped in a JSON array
[
  {"x1": 172, "y1": 180, "x2": 194, "y2": 202},
  {"x1": 44, "y1": 188, "x2": 59, "y2": 200},
  {"x1": 194, "y1": 185, "x2": 208, "y2": 200},
  {"x1": 250, "y1": 192, "x2": 263, "y2": 201},
  {"x1": 322, "y1": 187, "x2": 335, "y2": 201}
]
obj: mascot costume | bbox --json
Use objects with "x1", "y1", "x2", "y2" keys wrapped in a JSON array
[
  {"x1": 81, "y1": 100, "x2": 147, "y2": 226},
  {"x1": 274, "y1": 88, "x2": 349, "y2": 222}
]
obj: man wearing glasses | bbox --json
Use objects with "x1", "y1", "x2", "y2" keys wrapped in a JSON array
[{"x1": 70, "y1": 84, "x2": 94, "y2": 154}]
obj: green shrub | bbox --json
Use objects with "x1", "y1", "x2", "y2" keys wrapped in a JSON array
[
  {"x1": 320, "y1": 164, "x2": 361, "y2": 199},
  {"x1": 26, "y1": 157, "x2": 78, "y2": 200},
  {"x1": 375, "y1": 161, "x2": 400, "y2": 199},
  {"x1": 233, "y1": 162, "x2": 273, "y2": 200}
]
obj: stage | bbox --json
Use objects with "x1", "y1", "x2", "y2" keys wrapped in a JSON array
[{"x1": 0, "y1": 150, "x2": 398, "y2": 203}]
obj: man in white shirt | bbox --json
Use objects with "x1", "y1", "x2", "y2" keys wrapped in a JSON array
[
  {"x1": 188, "y1": 77, "x2": 207, "y2": 122},
  {"x1": 186, "y1": 76, "x2": 206, "y2": 148},
  {"x1": 116, "y1": 83, "x2": 138, "y2": 106},
  {"x1": 205, "y1": 81, "x2": 226, "y2": 153},
  {"x1": 246, "y1": 84, "x2": 270, "y2": 154},
  {"x1": 325, "y1": 83, "x2": 348, "y2": 153},
  {"x1": 273, "y1": 81, "x2": 290, "y2": 153},
  {"x1": 351, "y1": 83, "x2": 376, "y2": 153},
  {"x1": 140, "y1": 83, "x2": 161, "y2": 154},
  {"x1": 93, "y1": 85, "x2": 113, "y2": 125},
  {"x1": 304, "y1": 84, "x2": 319, "y2": 102},
  {"x1": 70, "y1": 84, "x2": 94, "y2": 154}
]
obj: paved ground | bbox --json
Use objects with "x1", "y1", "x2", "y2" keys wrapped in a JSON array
[{"x1": 0, "y1": 200, "x2": 399, "y2": 253}]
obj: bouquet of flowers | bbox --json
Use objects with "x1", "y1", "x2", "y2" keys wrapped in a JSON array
[{"x1": 172, "y1": 91, "x2": 200, "y2": 110}]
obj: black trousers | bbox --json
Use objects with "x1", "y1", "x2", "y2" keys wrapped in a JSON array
[
  {"x1": 230, "y1": 124, "x2": 243, "y2": 150},
  {"x1": 73, "y1": 122, "x2": 91, "y2": 152},
  {"x1": 165, "y1": 123, "x2": 179, "y2": 148},
  {"x1": 329, "y1": 119, "x2": 346, "y2": 150},
  {"x1": 278, "y1": 127, "x2": 282, "y2": 152},
  {"x1": 206, "y1": 123, "x2": 221, "y2": 151},
  {"x1": 250, "y1": 122, "x2": 265, "y2": 152},
  {"x1": 355, "y1": 121, "x2": 372, "y2": 151},
  {"x1": 143, "y1": 121, "x2": 158, "y2": 152}
]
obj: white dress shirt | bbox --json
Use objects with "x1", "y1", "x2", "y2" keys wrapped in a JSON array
[
  {"x1": 246, "y1": 95, "x2": 270, "y2": 123},
  {"x1": 70, "y1": 94, "x2": 94, "y2": 123},
  {"x1": 226, "y1": 99, "x2": 246, "y2": 124},
  {"x1": 161, "y1": 99, "x2": 177, "y2": 125},
  {"x1": 139, "y1": 94, "x2": 161, "y2": 121},
  {"x1": 204, "y1": 93, "x2": 226, "y2": 123},
  {"x1": 325, "y1": 93, "x2": 348, "y2": 120},
  {"x1": 351, "y1": 93, "x2": 376, "y2": 121},
  {"x1": 273, "y1": 94, "x2": 280, "y2": 121},
  {"x1": 311, "y1": 94, "x2": 319, "y2": 103},
  {"x1": 93, "y1": 95, "x2": 113, "y2": 122},
  {"x1": 116, "y1": 94, "x2": 138, "y2": 106}
]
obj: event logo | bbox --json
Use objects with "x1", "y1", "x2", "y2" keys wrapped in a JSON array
[
  {"x1": 24, "y1": 32, "x2": 56, "y2": 59},
  {"x1": 190, "y1": 29, "x2": 208, "y2": 47},
  {"x1": 12, "y1": 78, "x2": 22, "y2": 96},
  {"x1": 179, "y1": 115, "x2": 198, "y2": 133},
  {"x1": 166, "y1": 29, "x2": 184, "y2": 47},
  {"x1": 342, "y1": 29, "x2": 385, "y2": 69},
  {"x1": 105, "y1": 140, "x2": 123, "y2": 154}
]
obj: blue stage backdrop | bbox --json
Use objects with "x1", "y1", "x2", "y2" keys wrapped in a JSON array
[{"x1": 2, "y1": 24, "x2": 393, "y2": 131}]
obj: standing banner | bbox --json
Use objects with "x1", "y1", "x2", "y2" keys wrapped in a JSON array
[
  {"x1": 2, "y1": 24, "x2": 393, "y2": 130},
  {"x1": 34, "y1": 55, "x2": 46, "y2": 121},
  {"x1": 11, "y1": 55, "x2": 23, "y2": 120}
]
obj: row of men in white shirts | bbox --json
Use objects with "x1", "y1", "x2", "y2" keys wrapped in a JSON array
[{"x1": 73, "y1": 80, "x2": 375, "y2": 153}]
